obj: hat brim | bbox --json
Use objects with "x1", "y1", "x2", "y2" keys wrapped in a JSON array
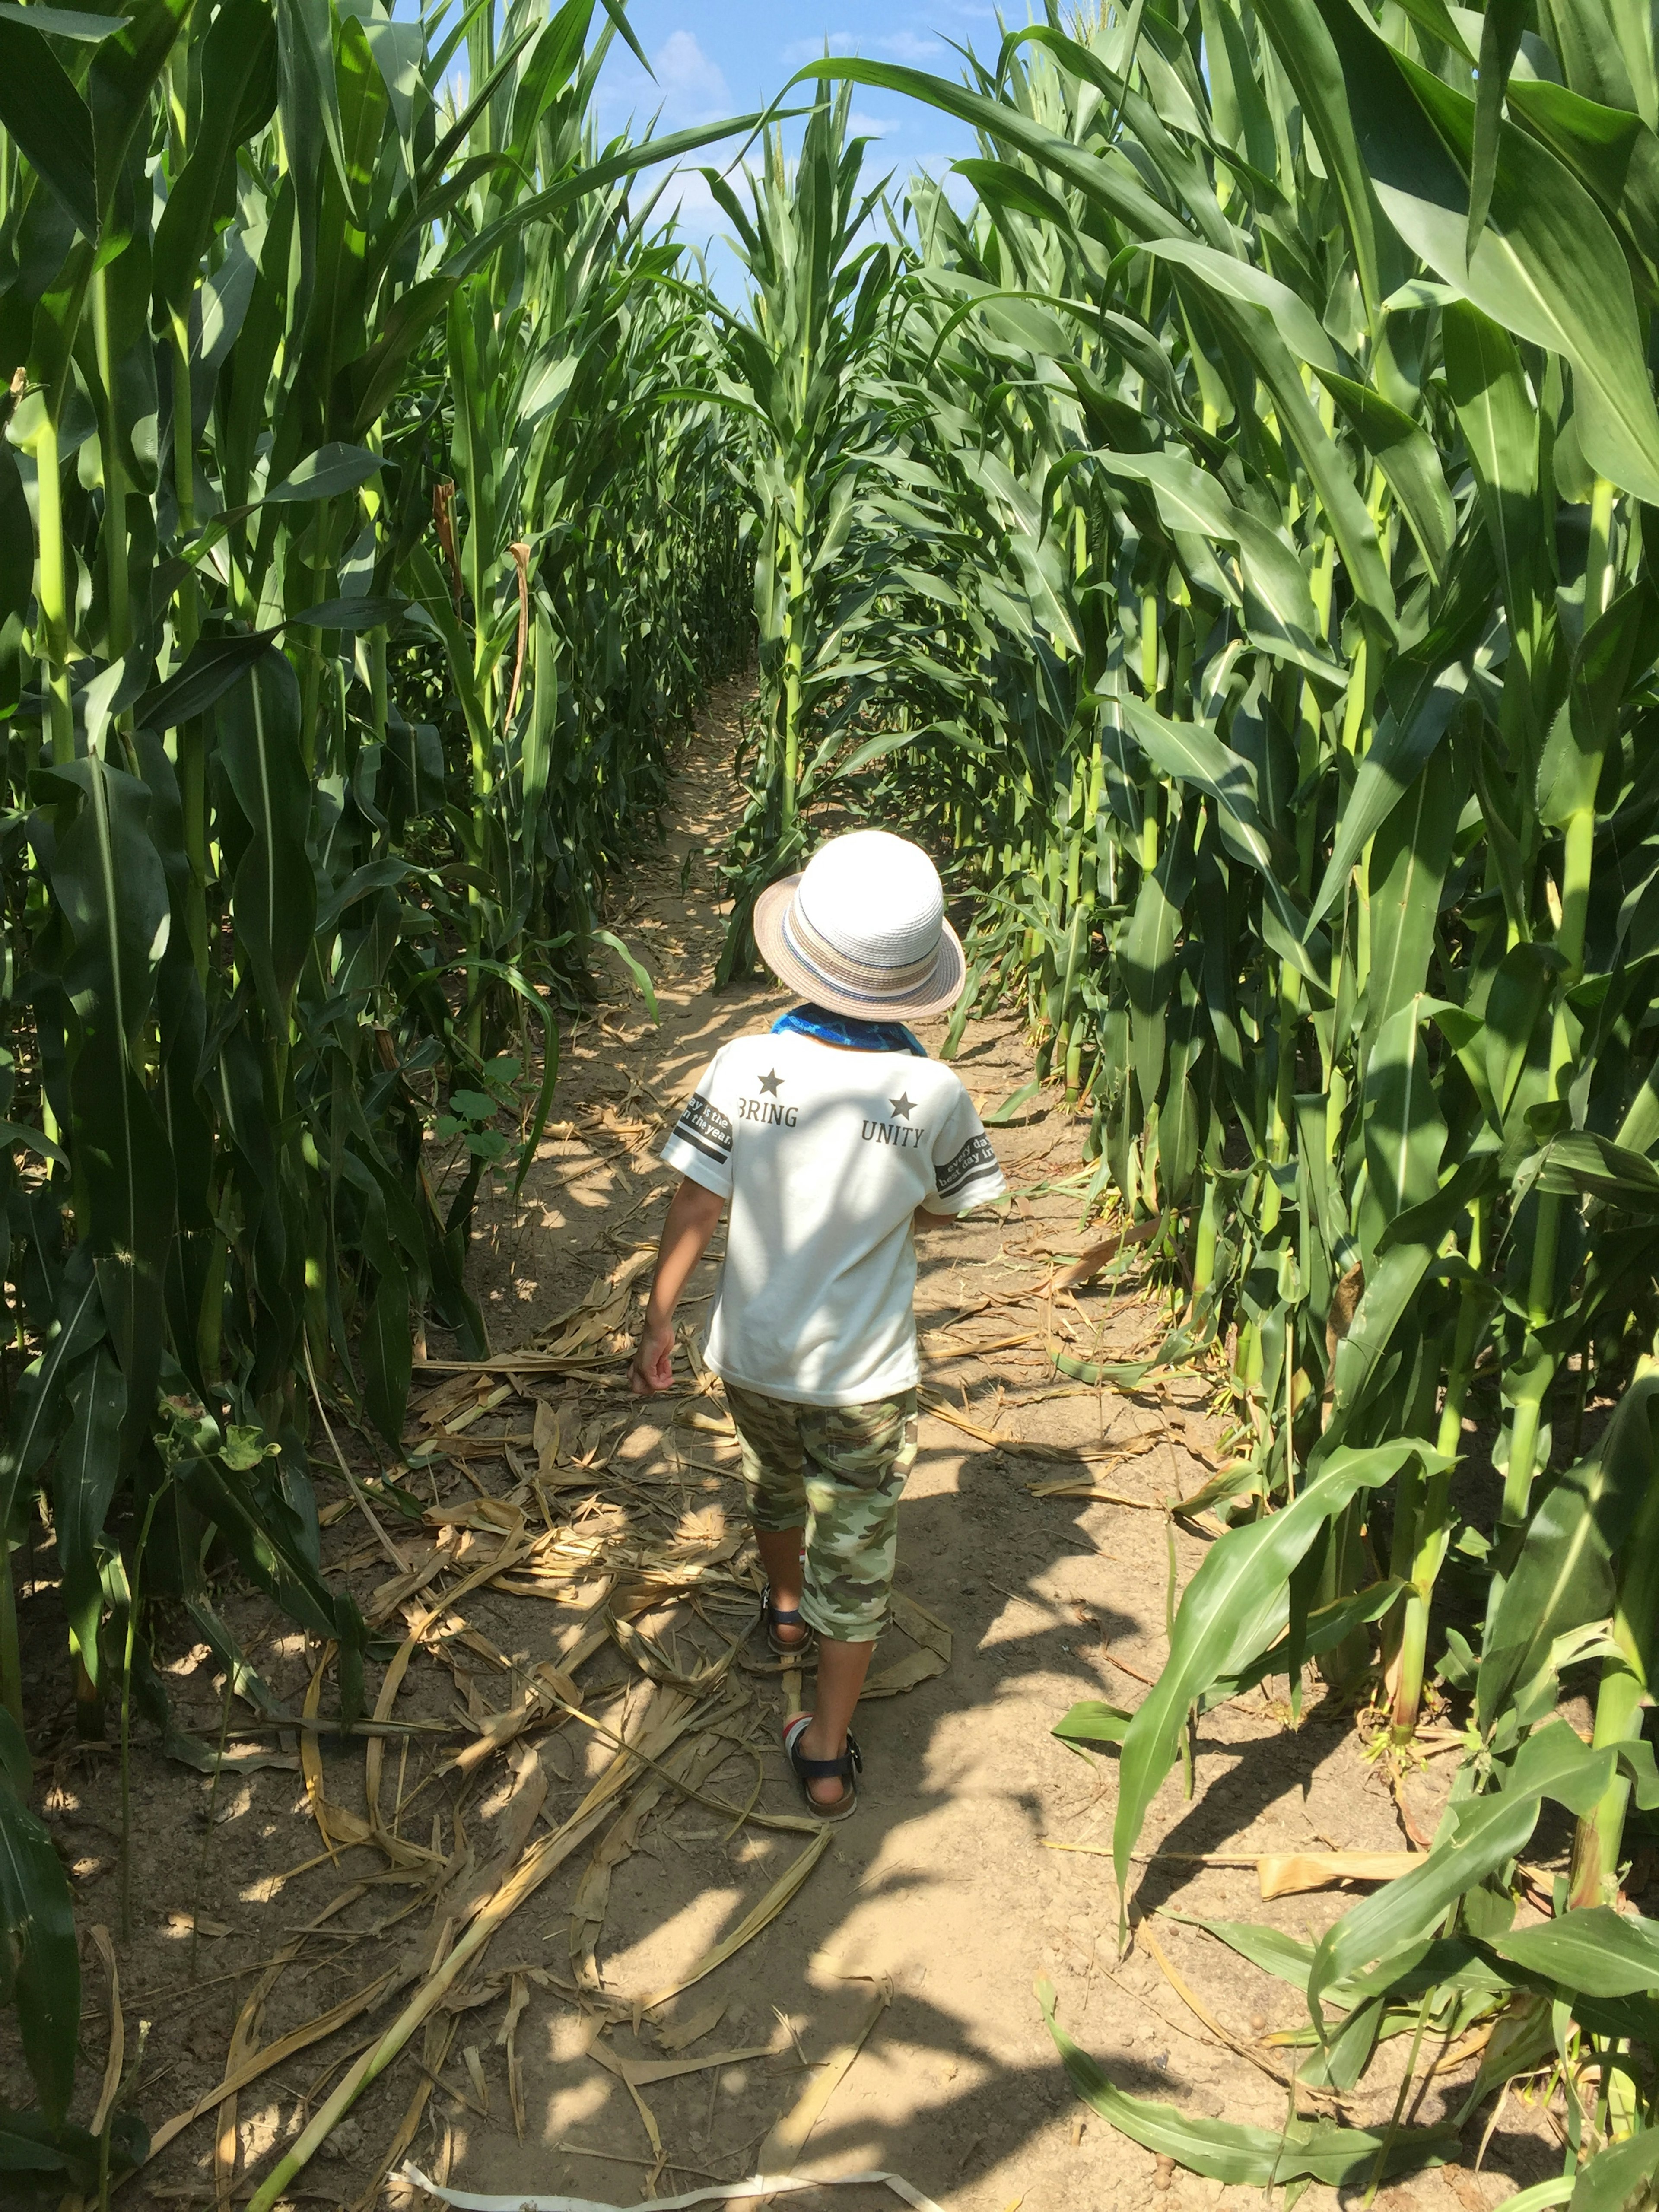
[{"x1": 753, "y1": 874, "x2": 967, "y2": 1023}]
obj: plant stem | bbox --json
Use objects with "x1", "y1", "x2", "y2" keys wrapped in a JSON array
[
  {"x1": 1490, "y1": 1190, "x2": 1563, "y2": 1600},
  {"x1": 0, "y1": 1538, "x2": 21, "y2": 1729},
  {"x1": 170, "y1": 315, "x2": 208, "y2": 979},
  {"x1": 27, "y1": 408, "x2": 73, "y2": 760},
  {"x1": 1390, "y1": 1209, "x2": 1489, "y2": 1740},
  {"x1": 120, "y1": 1482, "x2": 165, "y2": 1939},
  {"x1": 1568, "y1": 1363, "x2": 1659, "y2": 1904}
]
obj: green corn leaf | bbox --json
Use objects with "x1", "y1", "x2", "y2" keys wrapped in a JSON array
[
  {"x1": 51, "y1": 1344, "x2": 125, "y2": 1691},
  {"x1": 1477, "y1": 1358, "x2": 1659, "y2": 1728},
  {"x1": 1538, "y1": 578, "x2": 1659, "y2": 827},
  {"x1": 0, "y1": 1251, "x2": 104, "y2": 1535},
  {"x1": 87, "y1": 0, "x2": 196, "y2": 229},
  {"x1": 1141, "y1": 236, "x2": 1340, "y2": 375},
  {"x1": 1053, "y1": 1700, "x2": 1133, "y2": 1747},
  {"x1": 1365, "y1": 742, "x2": 1461, "y2": 1035},
  {"x1": 0, "y1": 13, "x2": 96, "y2": 233},
  {"x1": 1320, "y1": 0, "x2": 1659, "y2": 501},
  {"x1": 1249, "y1": 0, "x2": 1389, "y2": 319},
  {"x1": 1440, "y1": 302, "x2": 1540, "y2": 637},
  {"x1": 1363, "y1": 999, "x2": 1447, "y2": 1225},
  {"x1": 0, "y1": 1709, "x2": 80, "y2": 2127},
  {"x1": 591, "y1": 928, "x2": 659, "y2": 1023},
  {"x1": 1506, "y1": 78, "x2": 1659, "y2": 288},
  {"x1": 1112, "y1": 1440, "x2": 1436, "y2": 1903},
  {"x1": 340, "y1": 1154, "x2": 411, "y2": 1447},
  {"x1": 1482, "y1": 943, "x2": 1561, "y2": 1126},
  {"x1": 1568, "y1": 2129, "x2": 1659, "y2": 2212},
  {"x1": 953, "y1": 157, "x2": 1075, "y2": 232},
  {"x1": 1467, "y1": 0, "x2": 1529, "y2": 258},
  {"x1": 1491, "y1": 1905, "x2": 1659, "y2": 1996},
  {"x1": 284, "y1": 595, "x2": 410, "y2": 631},
  {"x1": 1189, "y1": 1918, "x2": 1318, "y2": 1991},
  {"x1": 264, "y1": 442, "x2": 385, "y2": 502},
  {"x1": 1222, "y1": 1577, "x2": 1411, "y2": 1701},
  {"x1": 1038, "y1": 1979, "x2": 1458, "y2": 2182},
  {"x1": 1314, "y1": 367, "x2": 1455, "y2": 582},
  {"x1": 134, "y1": 631, "x2": 283, "y2": 731},
  {"x1": 1535, "y1": 1131, "x2": 1659, "y2": 1211},
  {"x1": 1308, "y1": 656, "x2": 1468, "y2": 928},
  {"x1": 0, "y1": 1121, "x2": 67, "y2": 1168},
  {"x1": 0, "y1": 1, "x2": 122, "y2": 33},
  {"x1": 215, "y1": 652, "x2": 316, "y2": 1034},
  {"x1": 152, "y1": 0, "x2": 278, "y2": 313},
  {"x1": 1308, "y1": 1721, "x2": 1618, "y2": 2019}
]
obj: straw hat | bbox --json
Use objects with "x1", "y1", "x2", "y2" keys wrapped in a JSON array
[{"x1": 752, "y1": 830, "x2": 966, "y2": 1021}]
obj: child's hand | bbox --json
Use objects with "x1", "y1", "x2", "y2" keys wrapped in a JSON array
[{"x1": 629, "y1": 1316, "x2": 677, "y2": 1395}]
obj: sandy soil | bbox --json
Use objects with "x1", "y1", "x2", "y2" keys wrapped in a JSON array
[{"x1": 4, "y1": 677, "x2": 1564, "y2": 2212}]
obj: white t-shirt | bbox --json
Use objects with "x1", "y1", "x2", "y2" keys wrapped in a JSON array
[{"x1": 658, "y1": 1030, "x2": 1007, "y2": 1406}]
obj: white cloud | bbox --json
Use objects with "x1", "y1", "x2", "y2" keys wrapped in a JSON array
[
  {"x1": 654, "y1": 28, "x2": 729, "y2": 119},
  {"x1": 872, "y1": 30, "x2": 946, "y2": 62},
  {"x1": 603, "y1": 27, "x2": 731, "y2": 131},
  {"x1": 781, "y1": 27, "x2": 942, "y2": 65},
  {"x1": 846, "y1": 109, "x2": 900, "y2": 137}
]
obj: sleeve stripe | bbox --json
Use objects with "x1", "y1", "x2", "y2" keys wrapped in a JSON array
[
  {"x1": 936, "y1": 1131, "x2": 1000, "y2": 1197},
  {"x1": 938, "y1": 1170, "x2": 1004, "y2": 1205},
  {"x1": 667, "y1": 1128, "x2": 729, "y2": 1167}
]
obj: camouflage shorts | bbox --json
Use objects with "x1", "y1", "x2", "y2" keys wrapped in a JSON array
[{"x1": 723, "y1": 1382, "x2": 918, "y2": 1643}]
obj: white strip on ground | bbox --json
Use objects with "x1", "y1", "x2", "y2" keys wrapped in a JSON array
[{"x1": 400, "y1": 2161, "x2": 947, "y2": 2212}]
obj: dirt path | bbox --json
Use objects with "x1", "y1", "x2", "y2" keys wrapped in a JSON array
[{"x1": 14, "y1": 679, "x2": 1553, "y2": 2212}]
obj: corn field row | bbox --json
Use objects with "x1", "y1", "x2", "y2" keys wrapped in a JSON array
[
  {"x1": 0, "y1": 0, "x2": 752, "y2": 2174},
  {"x1": 6, "y1": 0, "x2": 1659, "y2": 2196},
  {"x1": 716, "y1": 6, "x2": 1659, "y2": 2198}
]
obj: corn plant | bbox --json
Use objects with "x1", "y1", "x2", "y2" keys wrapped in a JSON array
[
  {"x1": 791, "y1": 0, "x2": 1659, "y2": 2188},
  {"x1": 0, "y1": 0, "x2": 752, "y2": 1759},
  {"x1": 700, "y1": 83, "x2": 915, "y2": 972}
]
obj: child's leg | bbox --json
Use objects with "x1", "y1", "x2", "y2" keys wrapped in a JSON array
[
  {"x1": 725, "y1": 1384, "x2": 809, "y2": 1641},
  {"x1": 795, "y1": 1391, "x2": 918, "y2": 1802}
]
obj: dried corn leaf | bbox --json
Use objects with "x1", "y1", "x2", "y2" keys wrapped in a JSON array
[
  {"x1": 252, "y1": 1789, "x2": 629, "y2": 2196},
  {"x1": 653, "y1": 1998, "x2": 726, "y2": 2054},
  {"x1": 462, "y1": 2045, "x2": 490, "y2": 2116},
  {"x1": 754, "y1": 1977, "x2": 890, "y2": 2177},
  {"x1": 433, "y1": 1382, "x2": 515, "y2": 1438},
  {"x1": 533, "y1": 1397, "x2": 569, "y2": 1477},
  {"x1": 888, "y1": 1591, "x2": 950, "y2": 1662},
  {"x1": 569, "y1": 1720, "x2": 742, "y2": 1985},
  {"x1": 589, "y1": 2037, "x2": 777, "y2": 2089},
  {"x1": 146, "y1": 1968, "x2": 398, "y2": 2160},
  {"x1": 676, "y1": 1408, "x2": 735, "y2": 1436},
  {"x1": 88, "y1": 1927, "x2": 123, "y2": 2139},
  {"x1": 424, "y1": 1497, "x2": 524, "y2": 1534},
  {"x1": 1027, "y1": 1477, "x2": 1163, "y2": 1506},
  {"x1": 638, "y1": 1827, "x2": 832, "y2": 2013},
  {"x1": 1051, "y1": 1214, "x2": 1163, "y2": 1291},
  {"x1": 861, "y1": 1649, "x2": 947, "y2": 1699},
  {"x1": 1256, "y1": 1851, "x2": 1423, "y2": 1899},
  {"x1": 410, "y1": 1373, "x2": 491, "y2": 1431},
  {"x1": 503, "y1": 1974, "x2": 529, "y2": 2142}
]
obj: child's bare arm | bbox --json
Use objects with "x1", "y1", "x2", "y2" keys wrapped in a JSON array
[{"x1": 630, "y1": 1176, "x2": 725, "y2": 1395}]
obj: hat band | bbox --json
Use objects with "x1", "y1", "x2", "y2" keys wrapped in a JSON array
[{"x1": 782, "y1": 896, "x2": 942, "y2": 1004}]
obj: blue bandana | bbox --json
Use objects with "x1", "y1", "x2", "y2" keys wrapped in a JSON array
[{"x1": 772, "y1": 1004, "x2": 928, "y2": 1058}]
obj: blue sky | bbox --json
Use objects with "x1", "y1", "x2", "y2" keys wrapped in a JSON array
[{"x1": 594, "y1": 2, "x2": 1005, "y2": 292}]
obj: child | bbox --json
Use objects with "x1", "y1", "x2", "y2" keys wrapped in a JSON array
[{"x1": 629, "y1": 829, "x2": 1005, "y2": 1818}]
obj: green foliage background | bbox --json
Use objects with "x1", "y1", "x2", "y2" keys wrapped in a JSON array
[{"x1": 9, "y1": 0, "x2": 1659, "y2": 2192}]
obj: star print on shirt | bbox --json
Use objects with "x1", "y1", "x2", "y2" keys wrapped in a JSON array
[
  {"x1": 758, "y1": 1069, "x2": 784, "y2": 1097},
  {"x1": 889, "y1": 1091, "x2": 916, "y2": 1121}
]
